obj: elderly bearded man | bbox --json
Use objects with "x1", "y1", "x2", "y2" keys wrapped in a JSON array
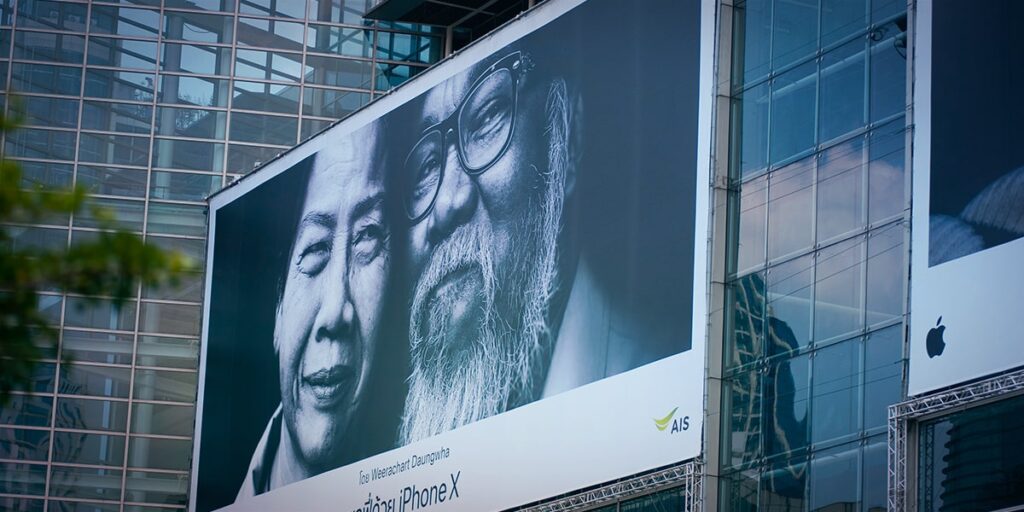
[{"x1": 396, "y1": 46, "x2": 674, "y2": 445}]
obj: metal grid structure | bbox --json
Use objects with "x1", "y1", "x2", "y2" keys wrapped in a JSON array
[
  {"x1": 516, "y1": 459, "x2": 703, "y2": 512},
  {"x1": 887, "y1": 367, "x2": 1024, "y2": 511}
]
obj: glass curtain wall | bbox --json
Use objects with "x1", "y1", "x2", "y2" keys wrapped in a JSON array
[
  {"x1": 719, "y1": 0, "x2": 908, "y2": 510},
  {"x1": 0, "y1": 1, "x2": 441, "y2": 510}
]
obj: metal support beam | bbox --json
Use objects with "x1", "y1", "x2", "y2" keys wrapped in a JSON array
[
  {"x1": 515, "y1": 459, "x2": 704, "y2": 511},
  {"x1": 888, "y1": 367, "x2": 1024, "y2": 511}
]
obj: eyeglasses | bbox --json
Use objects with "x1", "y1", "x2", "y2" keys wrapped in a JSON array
[{"x1": 403, "y1": 51, "x2": 531, "y2": 223}]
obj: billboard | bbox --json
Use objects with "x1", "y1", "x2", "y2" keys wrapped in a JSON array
[
  {"x1": 191, "y1": 0, "x2": 713, "y2": 509},
  {"x1": 909, "y1": 0, "x2": 1024, "y2": 395}
]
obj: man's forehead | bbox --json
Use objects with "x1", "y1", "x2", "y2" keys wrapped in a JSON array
[
  {"x1": 304, "y1": 137, "x2": 383, "y2": 210},
  {"x1": 418, "y1": 66, "x2": 475, "y2": 126}
]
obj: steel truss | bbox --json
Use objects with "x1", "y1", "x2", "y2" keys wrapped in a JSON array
[
  {"x1": 516, "y1": 459, "x2": 703, "y2": 512},
  {"x1": 888, "y1": 368, "x2": 1024, "y2": 511}
]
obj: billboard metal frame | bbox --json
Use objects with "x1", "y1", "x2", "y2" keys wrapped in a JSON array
[
  {"x1": 517, "y1": 459, "x2": 703, "y2": 512},
  {"x1": 887, "y1": 367, "x2": 1024, "y2": 511}
]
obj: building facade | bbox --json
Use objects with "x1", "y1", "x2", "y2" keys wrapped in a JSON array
[
  {"x1": 0, "y1": 1, "x2": 442, "y2": 510},
  {"x1": 4, "y1": 0, "x2": 1024, "y2": 511}
]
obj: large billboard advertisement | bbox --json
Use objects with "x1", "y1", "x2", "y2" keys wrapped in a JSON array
[
  {"x1": 909, "y1": 0, "x2": 1024, "y2": 395},
  {"x1": 191, "y1": 0, "x2": 713, "y2": 509}
]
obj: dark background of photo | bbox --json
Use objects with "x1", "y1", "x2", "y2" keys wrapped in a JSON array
[
  {"x1": 931, "y1": 0, "x2": 1024, "y2": 262},
  {"x1": 195, "y1": 0, "x2": 700, "y2": 509}
]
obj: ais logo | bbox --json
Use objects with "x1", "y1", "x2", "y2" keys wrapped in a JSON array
[{"x1": 653, "y1": 407, "x2": 690, "y2": 434}]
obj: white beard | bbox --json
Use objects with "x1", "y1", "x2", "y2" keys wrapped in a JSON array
[{"x1": 399, "y1": 80, "x2": 572, "y2": 445}]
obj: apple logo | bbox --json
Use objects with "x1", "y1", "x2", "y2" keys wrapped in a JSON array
[{"x1": 926, "y1": 316, "x2": 946, "y2": 358}]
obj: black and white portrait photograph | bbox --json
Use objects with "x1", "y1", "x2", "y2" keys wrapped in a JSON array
[{"x1": 194, "y1": 0, "x2": 701, "y2": 509}]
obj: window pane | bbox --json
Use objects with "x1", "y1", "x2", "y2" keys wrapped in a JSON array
[
  {"x1": 11, "y1": 63, "x2": 82, "y2": 96},
  {"x1": 726, "y1": 371, "x2": 762, "y2": 468},
  {"x1": 0, "y1": 428, "x2": 49, "y2": 461},
  {"x1": 723, "y1": 469, "x2": 759, "y2": 512},
  {"x1": 149, "y1": 171, "x2": 220, "y2": 202},
  {"x1": 165, "y1": 0, "x2": 235, "y2": 11},
  {"x1": 869, "y1": 21, "x2": 906, "y2": 122},
  {"x1": 811, "y1": 340, "x2": 861, "y2": 444},
  {"x1": 809, "y1": 444, "x2": 859, "y2": 510},
  {"x1": 136, "y1": 336, "x2": 199, "y2": 370},
  {"x1": 737, "y1": 77, "x2": 770, "y2": 177},
  {"x1": 143, "y1": 270, "x2": 203, "y2": 302},
  {"x1": 764, "y1": 353, "x2": 809, "y2": 456},
  {"x1": 132, "y1": 369, "x2": 196, "y2": 403},
  {"x1": 301, "y1": 118, "x2": 333, "y2": 142},
  {"x1": 61, "y1": 329, "x2": 133, "y2": 365},
  {"x1": 84, "y1": 69, "x2": 155, "y2": 102},
  {"x1": 773, "y1": 0, "x2": 818, "y2": 68},
  {"x1": 865, "y1": 223, "x2": 903, "y2": 326},
  {"x1": 237, "y1": 16, "x2": 304, "y2": 49},
  {"x1": 240, "y1": 0, "x2": 304, "y2": 18},
  {"x1": 131, "y1": 403, "x2": 194, "y2": 437},
  {"x1": 17, "y1": 0, "x2": 87, "y2": 31},
  {"x1": 736, "y1": 175, "x2": 768, "y2": 274},
  {"x1": 19, "y1": 160, "x2": 73, "y2": 188},
  {"x1": 375, "y1": 62, "x2": 424, "y2": 91},
  {"x1": 867, "y1": 118, "x2": 905, "y2": 224},
  {"x1": 819, "y1": 40, "x2": 866, "y2": 142},
  {"x1": 770, "y1": 61, "x2": 817, "y2": 164},
  {"x1": 76, "y1": 165, "x2": 148, "y2": 199},
  {"x1": 814, "y1": 237, "x2": 864, "y2": 342},
  {"x1": 234, "y1": 48, "x2": 304, "y2": 82},
  {"x1": 13, "y1": 31, "x2": 85, "y2": 64},
  {"x1": 760, "y1": 459, "x2": 806, "y2": 510},
  {"x1": 5, "y1": 128, "x2": 76, "y2": 161},
  {"x1": 376, "y1": 31, "x2": 441, "y2": 65},
  {"x1": 80, "y1": 101, "x2": 152, "y2": 134},
  {"x1": 308, "y1": 0, "x2": 369, "y2": 24},
  {"x1": 302, "y1": 86, "x2": 368, "y2": 118},
  {"x1": 0, "y1": 395, "x2": 53, "y2": 428},
  {"x1": 90, "y1": 5, "x2": 159, "y2": 38},
  {"x1": 59, "y1": 364, "x2": 131, "y2": 399},
  {"x1": 48, "y1": 465, "x2": 123, "y2": 501},
  {"x1": 730, "y1": 272, "x2": 766, "y2": 368},
  {"x1": 158, "y1": 74, "x2": 231, "y2": 108},
  {"x1": 767, "y1": 254, "x2": 813, "y2": 355},
  {"x1": 138, "y1": 302, "x2": 201, "y2": 336},
  {"x1": 52, "y1": 431, "x2": 125, "y2": 466},
  {"x1": 87, "y1": 37, "x2": 157, "y2": 70},
  {"x1": 821, "y1": 0, "x2": 867, "y2": 47},
  {"x1": 145, "y1": 202, "x2": 206, "y2": 237},
  {"x1": 0, "y1": 462, "x2": 47, "y2": 495},
  {"x1": 232, "y1": 80, "x2": 300, "y2": 114},
  {"x1": 63, "y1": 297, "x2": 137, "y2": 331},
  {"x1": 78, "y1": 132, "x2": 150, "y2": 167},
  {"x1": 163, "y1": 11, "x2": 233, "y2": 44},
  {"x1": 305, "y1": 54, "x2": 372, "y2": 89},
  {"x1": 226, "y1": 143, "x2": 285, "y2": 174},
  {"x1": 160, "y1": 43, "x2": 231, "y2": 76},
  {"x1": 817, "y1": 137, "x2": 866, "y2": 242},
  {"x1": 54, "y1": 398, "x2": 128, "y2": 433},
  {"x1": 863, "y1": 325, "x2": 901, "y2": 430},
  {"x1": 862, "y1": 436, "x2": 887, "y2": 512},
  {"x1": 73, "y1": 197, "x2": 145, "y2": 232},
  {"x1": 127, "y1": 436, "x2": 191, "y2": 470},
  {"x1": 48, "y1": 501, "x2": 120, "y2": 512},
  {"x1": 229, "y1": 112, "x2": 296, "y2": 145},
  {"x1": 151, "y1": 138, "x2": 225, "y2": 173},
  {"x1": 155, "y1": 106, "x2": 227, "y2": 139},
  {"x1": 123, "y1": 470, "x2": 188, "y2": 506},
  {"x1": 767, "y1": 157, "x2": 814, "y2": 260},
  {"x1": 307, "y1": 24, "x2": 370, "y2": 57}
]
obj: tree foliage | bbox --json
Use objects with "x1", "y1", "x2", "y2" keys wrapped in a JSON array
[{"x1": 0, "y1": 115, "x2": 193, "y2": 405}]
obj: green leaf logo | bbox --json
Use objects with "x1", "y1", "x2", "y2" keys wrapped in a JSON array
[{"x1": 654, "y1": 407, "x2": 678, "y2": 431}]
